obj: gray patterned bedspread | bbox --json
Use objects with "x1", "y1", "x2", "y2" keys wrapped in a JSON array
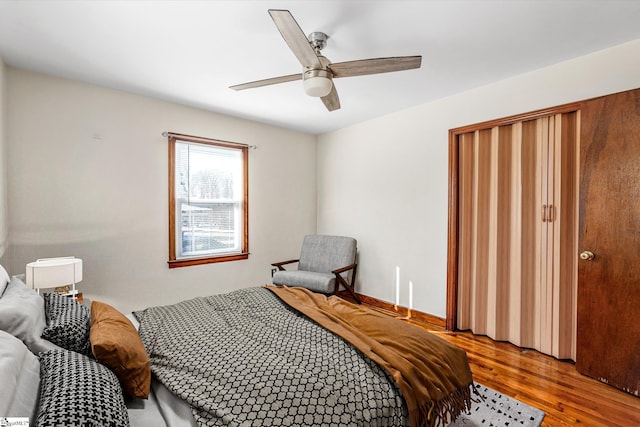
[{"x1": 134, "y1": 287, "x2": 410, "y2": 427}]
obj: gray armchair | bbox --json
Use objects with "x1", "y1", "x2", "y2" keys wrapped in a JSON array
[{"x1": 271, "y1": 235, "x2": 360, "y2": 303}]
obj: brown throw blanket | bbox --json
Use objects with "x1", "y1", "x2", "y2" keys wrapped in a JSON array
[{"x1": 267, "y1": 285, "x2": 473, "y2": 427}]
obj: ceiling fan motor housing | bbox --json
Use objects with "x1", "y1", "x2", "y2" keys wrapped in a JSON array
[{"x1": 308, "y1": 32, "x2": 328, "y2": 51}]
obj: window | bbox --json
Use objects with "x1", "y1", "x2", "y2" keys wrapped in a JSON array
[{"x1": 168, "y1": 133, "x2": 248, "y2": 268}]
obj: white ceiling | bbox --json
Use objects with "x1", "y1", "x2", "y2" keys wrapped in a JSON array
[{"x1": 1, "y1": 1, "x2": 639, "y2": 135}]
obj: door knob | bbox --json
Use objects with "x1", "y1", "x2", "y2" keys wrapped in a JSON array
[{"x1": 580, "y1": 251, "x2": 595, "y2": 261}]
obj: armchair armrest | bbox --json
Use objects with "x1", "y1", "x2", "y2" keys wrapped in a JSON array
[
  {"x1": 271, "y1": 259, "x2": 300, "y2": 271},
  {"x1": 331, "y1": 263, "x2": 357, "y2": 275}
]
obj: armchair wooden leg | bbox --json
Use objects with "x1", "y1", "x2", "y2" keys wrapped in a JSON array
[
  {"x1": 343, "y1": 283, "x2": 361, "y2": 304},
  {"x1": 334, "y1": 274, "x2": 361, "y2": 304}
]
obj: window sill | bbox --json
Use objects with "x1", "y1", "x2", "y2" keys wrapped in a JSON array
[{"x1": 167, "y1": 253, "x2": 249, "y2": 268}]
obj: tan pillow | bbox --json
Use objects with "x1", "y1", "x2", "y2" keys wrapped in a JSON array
[{"x1": 90, "y1": 301, "x2": 151, "y2": 398}]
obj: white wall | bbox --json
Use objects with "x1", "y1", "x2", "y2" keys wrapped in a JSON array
[
  {"x1": 0, "y1": 55, "x2": 8, "y2": 266},
  {"x1": 317, "y1": 39, "x2": 640, "y2": 318},
  {"x1": 7, "y1": 69, "x2": 317, "y2": 313}
]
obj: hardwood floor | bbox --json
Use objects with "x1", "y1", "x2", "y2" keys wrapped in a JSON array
[
  {"x1": 424, "y1": 327, "x2": 640, "y2": 426},
  {"x1": 343, "y1": 293, "x2": 640, "y2": 425}
]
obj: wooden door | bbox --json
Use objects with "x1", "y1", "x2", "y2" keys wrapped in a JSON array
[{"x1": 577, "y1": 88, "x2": 640, "y2": 395}]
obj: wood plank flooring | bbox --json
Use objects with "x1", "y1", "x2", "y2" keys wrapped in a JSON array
[
  {"x1": 425, "y1": 327, "x2": 640, "y2": 426},
  {"x1": 343, "y1": 294, "x2": 640, "y2": 425}
]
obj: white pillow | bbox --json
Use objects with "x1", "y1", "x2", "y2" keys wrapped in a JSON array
[
  {"x1": 0, "y1": 330, "x2": 40, "y2": 422},
  {"x1": 0, "y1": 276, "x2": 62, "y2": 354}
]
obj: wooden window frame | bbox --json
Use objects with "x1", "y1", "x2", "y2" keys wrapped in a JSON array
[{"x1": 167, "y1": 133, "x2": 249, "y2": 268}]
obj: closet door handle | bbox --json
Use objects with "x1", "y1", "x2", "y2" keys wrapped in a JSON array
[
  {"x1": 542, "y1": 204, "x2": 547, "y2": 222},
  {"x1": 548, "y1": 204, "x2": 554, "y2": 222}
]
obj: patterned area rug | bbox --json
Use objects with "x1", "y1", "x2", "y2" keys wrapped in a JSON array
[{"x1": 449, "y1": 383, "x2": 545, "y2": 427}]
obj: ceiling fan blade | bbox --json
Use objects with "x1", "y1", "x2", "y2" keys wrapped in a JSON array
[
  {"x1": 229, "y1": 73, "x2": 301, "y2": 91},
  {"x1": 321, "y1": 85, "x2": 341, "y2": 111},
  {"x1": 268, "y1": 9, "x2": 321, "y2": 68},
  {"x1": 330, "y1": 56, "x2": 422, "y2": 78}
]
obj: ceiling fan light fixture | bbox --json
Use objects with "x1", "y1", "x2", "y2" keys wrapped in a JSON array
[{"x1": 303, "y1": 69, "x2": 332, "y2": 97}]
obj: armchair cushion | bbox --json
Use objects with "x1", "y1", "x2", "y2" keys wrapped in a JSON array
[
  {"x1": 298, "y1": 235, "x2": 357, "y2": 278},
  {"x1": 272, "y1": 270, "x2": 335, "y2": 294}
]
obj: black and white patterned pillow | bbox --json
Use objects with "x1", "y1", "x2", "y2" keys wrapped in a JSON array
[
  {"x1": 42, "y1": 293, "x2": 91, "y2": 355},
  {"x1": 37, "y1": 349, "x2": 130, "y2": 427}
]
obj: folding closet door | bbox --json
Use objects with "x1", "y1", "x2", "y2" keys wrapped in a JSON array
[
  {"x1": 456, "y1": 112, "x2": 578, "y2": 359},
  {"x1": 548, "y1": 112, "x2": 579, "y2": 359},
  {"x1": 535, "y1": 113, "x2": 579, "y2": 358}
]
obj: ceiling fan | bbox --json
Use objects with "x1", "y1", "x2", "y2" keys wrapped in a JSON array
[{"x1": 230, "y1": 9, "x2": 422, "y2": 112}]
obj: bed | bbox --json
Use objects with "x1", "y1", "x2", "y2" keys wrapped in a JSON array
[{"x1": 0, "y1": 269, "x2": 474, "y2": 427}]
